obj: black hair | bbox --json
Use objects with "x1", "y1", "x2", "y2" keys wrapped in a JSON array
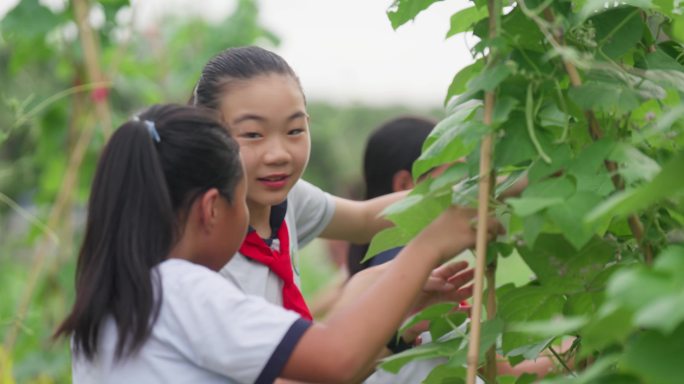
[
  {"x1": 347, "y1": 116, "x2": 436, "y2": 276},
  {"x1": 54, "y1": 104, "x2": 243, "y2": 360},
  {"x1": 191, "y1": 45, "x2": 303, "y2": 110}
]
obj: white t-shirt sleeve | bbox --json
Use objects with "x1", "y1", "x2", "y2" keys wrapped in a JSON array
[
  {"x1": 160, "y1": 261, "x2": 311, "y2": 384},
  {"x1": 288, "y1": 179, "x2": 336, "y2": 247}
]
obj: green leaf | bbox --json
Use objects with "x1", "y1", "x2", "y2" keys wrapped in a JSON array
[
  {"x1": 547, "y1": 191, "x2": 605, "y2": 249},
  {"x1": 365, "y1": 192, "x2": 451, "y2": 261},
  {"x1": 429, "y1": 312, "x2": 470, "y2": 341},
  {"x1": 509, "y1": 316, "x2": 588, "y2": 338},
  {"x1": 413, "y1": 120, "x2": 489, "y2": 180},
  {"x1": 523, "y1": 175, "x2": 576, "y2": 200},
  {"x1": 445, "y1": 60, "x2": 485, "y2": 106},
  {"x1": 568, "y1": 81, "x2": 640, "y2": 114},
  {"x1": 423, "y1": 364, "x2": 466, "y2": 384},
  {"x1": 364, "y1": 226, "x2": 411, "y2": 262},
  {"x1": 378, "y1": 337, "x2": 461, "y2": 374},
  {"x1": 522, "y1": 213, "x2": 545, "y2": 248},
  {"x1": 634, "y1": 291, "x2": 684, "y2": 334},
  {"x1": 608, "y1": 143, "x2": 661, "y2": 184},
  {"x1": 387, "y1": 0, "x2": 443, "y2": 30},
  {"x1": 581, "y1": 305, "x2": 635, "y2": 353},
  {"x1": 428, "y1": 163, "x2": 469, "y2": 193},
  {"x1": 586, "y1": 152, "x2": 684, "y2": 223},
  {"x1": 399, "y1": 303, "x2": 462, "y2": 337},
  {"x1": 468, "y1": 61, "x2": 514, "y2": 92},
  {"x1": 579, "y1": 1, "x2": 654, "y2": 22},
  {"x1": 517, "y1": 235, "x2": 615, "y2": 290},
  {"x1": 528, "y1": 144, "x2": 573, "y2": 182},
  {"x1": 0, "y1": 0, "x2": 65, "y2": 40},
  {"x1": 621, "y1": 324, "x2": 684, "y2": 384},
  {"x1": 644, "y1": 48, "x2": 684, "y2": 71},
  {"x1": 508, "y1": 197, "x2": 565, "y2": 217},
  {"x1": 566, "y1": 139, "x2": 616, "y2": 196},
  {"x1": 495, "y1": 114, "x2": 537, "y2": 168},
  {"x1": 592, "y1": 7, "x2": 644, "y2": 59},
  {"x1": 499, "y1": 285, "x2": 566, "y2": 353},
  {"x1": 446, "y1": 6, "x2": 488, "y2": 38},
  {"x1": 381, "y1": 195, "x2": 425, "y2": 217}
]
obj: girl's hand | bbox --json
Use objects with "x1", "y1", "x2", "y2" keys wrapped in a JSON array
[{"x1": 417, "y1": 261, "x2": 474, "y2": 310}]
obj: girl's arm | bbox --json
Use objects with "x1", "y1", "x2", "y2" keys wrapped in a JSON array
[
  {"x1": 280, "y1": 207, "x2": 503, "y2": 383},
  {"x1": 320, "y1": 191, "x2": 409, "y2": 244}
]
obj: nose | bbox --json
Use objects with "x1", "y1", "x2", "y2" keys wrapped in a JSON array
[{"x1": 263, "y1": 137, "x2": 291, "y2": 166}]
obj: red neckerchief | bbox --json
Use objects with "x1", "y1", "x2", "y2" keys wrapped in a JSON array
[{"x1": 239, "y1": 222, "x2": 313, "y2": 320}]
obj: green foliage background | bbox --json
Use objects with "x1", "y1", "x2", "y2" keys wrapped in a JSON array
[{"x1": 0, "y1": 1, "x2": 438, "y2": 382}]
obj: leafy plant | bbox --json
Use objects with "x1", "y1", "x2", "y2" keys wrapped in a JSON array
[{"x1": 375, "y1": 0, "x2": 684, "y2": 382}]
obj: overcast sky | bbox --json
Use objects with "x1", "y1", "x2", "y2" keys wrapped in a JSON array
[{"x1": 0, "y1": 0, "x2": 476, "y2": 107}]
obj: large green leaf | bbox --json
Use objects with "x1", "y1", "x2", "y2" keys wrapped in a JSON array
[
  {"x1": 446, "y1": 6, "x2": 488, "y2": 38},
  {"x1": 517, "y1": 235, "x2": 615, "y2": 290},
  {"x1": 592, "y1": 6, "x2": 645, "y2": 59},
  {"x1": 578, "y1": 1, "x2": 655, "y2": 21},
  {"x1": 378, "y1": 337, "x2": 461, "y2": 374},
  {"x1": 608, "y1": 143, "x2": 661, "y2": 184},
  {"x1": 386, "y1": 0, "x2": 443, "y2": 30},
  {"x1": 621, "y1": 324, "x2": 684, "y2": 384},
  {"x1": 468, "y1": 61, "x2": 515, "y2": 93},
  {"x1": 365, "y1": 192, "x2": 451, "y2": 261},
  {"x1": 445, "y1": 59, "x2": 485, "y2": 106},
  {"x1": 568, "y1": 81, "x2": 640, "y2": 115},
  {"x1": 499, "y1": 285, "x2": 566, "y2": 353},
  {"x1": 495, "y1": 114, "x2": 538, "y2": 168},
  {"x1": 413, "y1": 120, "x2": 489, "y2": 180},
  {"x1": 547, "y1": 191, "x2": 605, "y2": 249},
  {"x1": 586, "y1": 151, "x2": 684, "y2": 223}
]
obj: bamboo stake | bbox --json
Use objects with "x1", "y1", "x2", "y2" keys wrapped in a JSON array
[
  {"x1": 3, "y1": 0, "x2": 112, "y2": 352},
  {"x1": 466, "y1": 98, "x2": 496, "y2": 384},
  {"x1": 484, "y1": 261, "x2": 498, "y2": 382},
  {"x1": 466, "y1": 0, "x2": 500, "y2": 378},
  {"x1": 540, "y1": 7, "x2": 654, "y2": 265}
]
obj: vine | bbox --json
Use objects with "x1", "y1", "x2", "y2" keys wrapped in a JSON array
[{"x1": 378, "y1": 0, "x2": 684, "y2": 382}]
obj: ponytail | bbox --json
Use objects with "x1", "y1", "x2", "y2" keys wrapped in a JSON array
[{"x1": 55, "y1": 104, "x2": 243, "y2": 360}]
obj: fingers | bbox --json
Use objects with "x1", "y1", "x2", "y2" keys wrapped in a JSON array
[
  {"x1": 431, "y1": 260, "x2": 469, "y2": 279},
  {"x1": 441, "y1": 284, "x2": 474, "y2": 303},
  {"x1": 446, "y1": 268, "x2": 474, "y2": 288}
]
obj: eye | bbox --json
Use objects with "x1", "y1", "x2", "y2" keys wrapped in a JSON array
[
  {"x1": 288, "y1": 128, "x2": 305, "y2": 136},
  {"x1": 240, "y1": 131, "x2": 262, "y2": 139}
]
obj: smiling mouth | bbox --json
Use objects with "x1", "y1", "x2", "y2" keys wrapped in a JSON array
[{"x1": 257, "y1": 175, "x2": 290, "y2": 188}]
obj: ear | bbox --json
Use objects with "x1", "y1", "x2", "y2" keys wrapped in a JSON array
[
  {"x1": 392, "y1": 170, "x2": 415, "y2": 192},
  {"x1": 198, "y1": 188, "x2": 221, "y2": 232}
]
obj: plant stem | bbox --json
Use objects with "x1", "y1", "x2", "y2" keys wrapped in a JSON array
[
  {"x1": 484, "y1": 261, "x2": 498, "y2": 382},
  {"x1": 467, "y1": 2, "x2": 500, "y2": 381},
  {"x1": 549, "y1": 345, "x2": 574, "y2": 376}
]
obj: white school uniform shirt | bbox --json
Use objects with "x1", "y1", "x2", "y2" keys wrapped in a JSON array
[
  {"x1": 219, "y1": 179, "x2": 336, "y2": 305},
  {"x1": 72, "y1": 259, "x2": 311, "y2": 384}
]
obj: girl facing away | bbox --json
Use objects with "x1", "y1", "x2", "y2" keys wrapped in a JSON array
[
  {"x1": 55, "y1": 104, "x2": 503, "y2": 383},
  {"x1": 191, "y1": 46, "x2": 426, "y2": 319}
]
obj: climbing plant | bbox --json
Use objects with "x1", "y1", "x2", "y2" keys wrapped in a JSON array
[{"x1": 372, "y1": 0, "x2": 684, "y2": 382}]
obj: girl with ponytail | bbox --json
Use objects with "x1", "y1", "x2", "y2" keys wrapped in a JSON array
[{"x1": 56, "y1": 104, "x2": 502, "y2": 383}]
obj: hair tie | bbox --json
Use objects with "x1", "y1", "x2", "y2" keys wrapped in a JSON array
[
  {"x1": 132, "y1": 115, "x2": 161, "y2": 143},
  {"x1": 144, "y1": 120, "x2": 161, "y2": 143}
]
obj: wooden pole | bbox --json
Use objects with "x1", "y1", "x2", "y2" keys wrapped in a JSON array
[{"x1": 466, "y1": 1, "x2": 500, "y2": 382}]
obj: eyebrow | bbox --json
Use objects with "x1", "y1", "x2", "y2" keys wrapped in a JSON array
[{"x1": 232, "y1": 111, "x2": 308, "y2": 125}]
